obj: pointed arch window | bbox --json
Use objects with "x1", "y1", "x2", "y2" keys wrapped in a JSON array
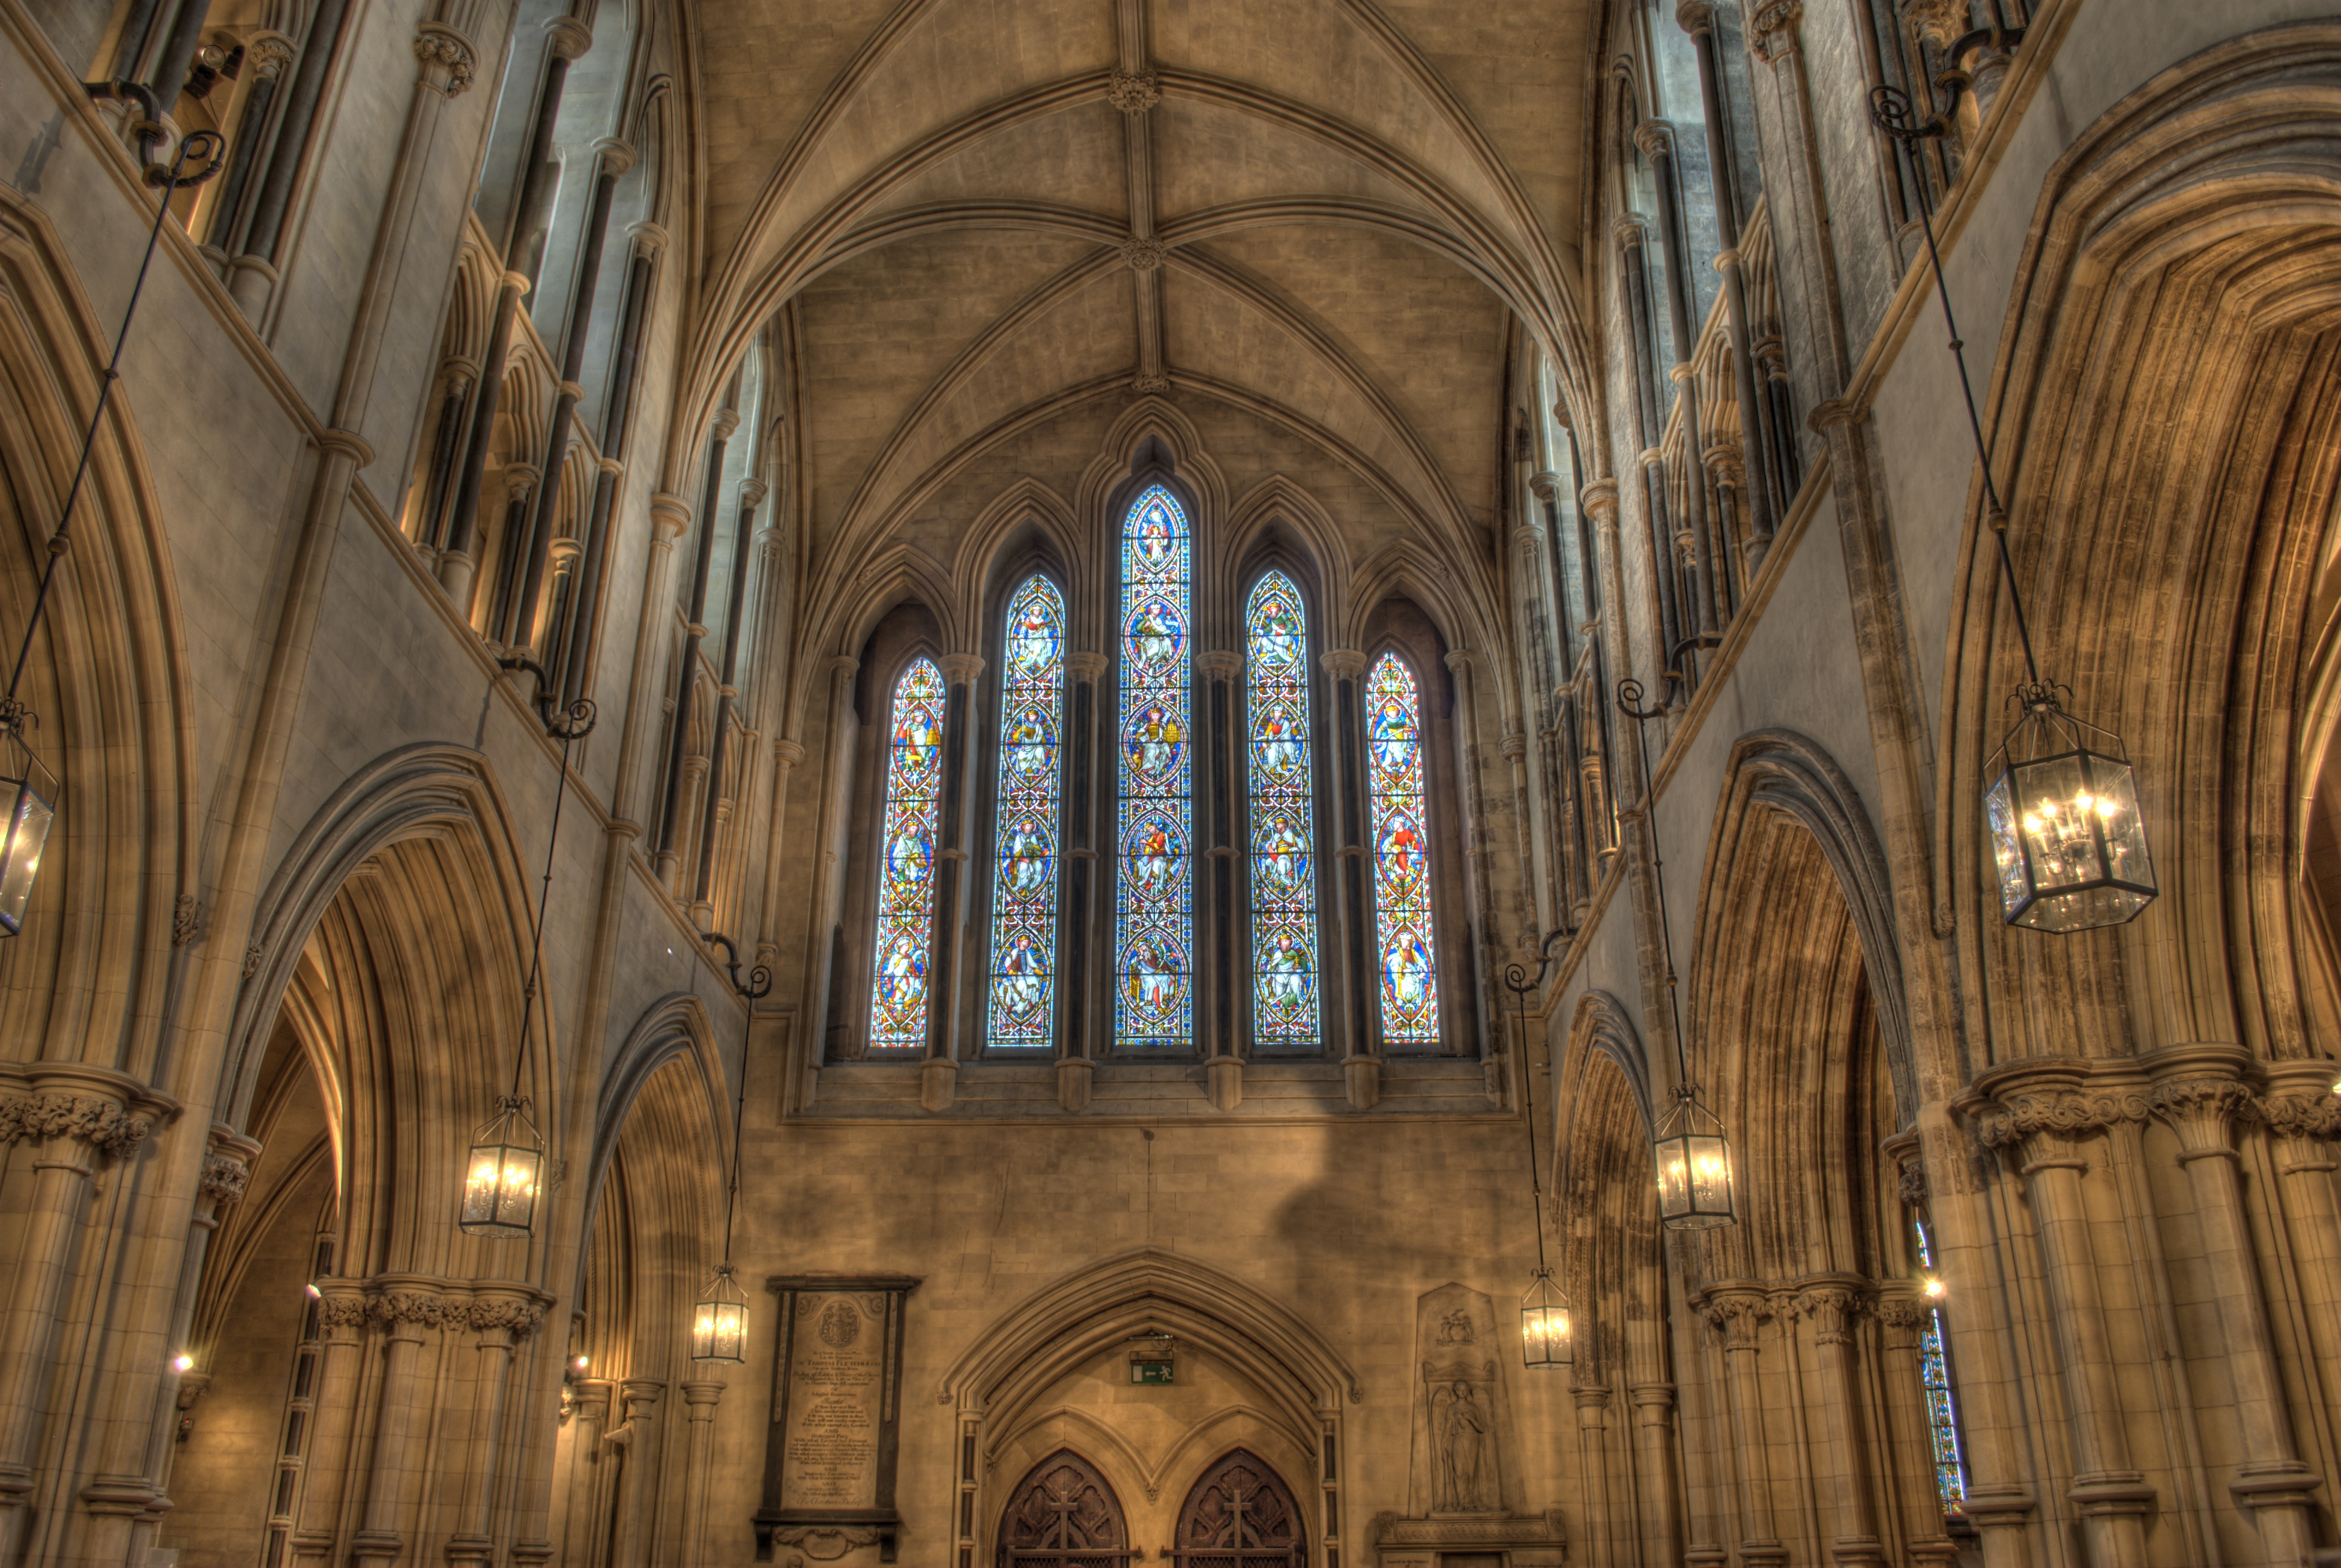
[
  {"x1": 1367, "y1": 653, "x2": 1441, "y2": 1046},
  {"x1": 866, "y1": 658, "x2": 946, "y2": 1051},
  {"x1": 1115, "y1": 485, "x2": 1193, "y2": 1051},
  {"x1": 1245, "y1": 572, "x2": 1319, "y2": 1049},
  {"x1": 987, "y1": 577, "x2": 1067, "y2": 1047}
]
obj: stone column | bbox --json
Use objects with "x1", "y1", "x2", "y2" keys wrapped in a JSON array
[
  {"x1": 446, "y1": 1289, "x2": 544, "y2": 1566},
  {"x1": 1442, "y1": 649, "x2": 1499, "y2": 1100},
  {"x1": 1612, "y1": 216, "x2": 1684, "y2": 684},
  {"x1": 656, "y1": 412, "x2": 742, "y2": 883},
  {"x1": 553, "y1": 1378, "x2": 612, "y2": 1567},
  {"x1": 227, "y1": 0, "x2": 355, "y2": 319},
  {"x1": 1635, "y1": 119, "x2": 1723, "y2": 640},
  {"x1": 1873, "y1": 1289, "x2": 1960, "y2": 1566},
  {"x1": 1577, "y1": 476, "x2": 1624, "y2": 876},
  {"x1": 1796, "y1": 1281, "x2": 1887, "y2": 1566},
  {"x1": 1572, "y1": 1384, "x2": 1613, "y2": 1566},
  {"x1": 1747, "y1": 1, "x2": 1854, "y2": 391},
  {"x1": 693, "y1": 481, "x2": 768, "y2": 921},
  {"x1": 800, "y1": 653, "x2": 860, "y2": 1091},
  {"x1": 415, "y1": 360, "x2": 478, "y2": 554},
  {"x1": 1705, "y1": 1288, "x2": 1786, "y2": 1567},
  {"x1": 1966, "y1": 1067, "x2": 2155, "y2": 1563},
  {"x1": 349, "y1": 1283, "x2": 450, "y2": 1568},
  {"x1": 288, "y1": 1284, "x2": 373, "y2": 1567},
  {"x1": 0, "y1": 1066, "x2": 172, "y2": 1534},
  {"x1": 1059, "y1": 651, "x2": 1108, "y2": 1110},
  {"x1": 2146, "y1": 1048, "x2": 2322, "y2": 1561},
  {"x1": 678, "y1": 1381, "x2": 725, "y2": 1568},
  {"x1": 923, "y1": 651, "x2": 985, "y2": 1111},
  {"x1": 1322, "y1": 648, "x2": 1376, "y2": 1108},
  {"x1": 486, "y1": 464, "x2": 541, "y2": 634},
  {"x1": 2259, "y1": 1068, "x2": 2341, "y2": 1464},
  {"x1": 1197, "y1": 649, "x2": 1244, "y2": 1108},
  {"x1": 607, "y1": 1381, "x2": 663, "y2": 1568},
  {"x1": 1628, "y1": 1381, "x2": 1684, "y2": 1567},
  {"x1": 201, "y1": 29, "x2": 294, "y2": 262},
  {"x1": 755, "y1": 738, "x2": 806, "y2": 970}
]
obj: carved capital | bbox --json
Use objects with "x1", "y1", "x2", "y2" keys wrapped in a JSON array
[
  {"x1": 247, "y1": 31, "x2": 295, "y2": 80},
  {"x1": 1966, "y1": 1070, "x2": 2148, "y2": 1162},
  {"x1": 1793, "y1": 1287, "x2": 1863, "y2": 1346},
  {"x1": 413, "y1": 24, "x2": 477, "y2": 95},
  {"x1": 1106, "y1": 71, "x2": 1161, "y2": 113},
  {"x1": 1881, "y1": 1128, "x2": 1926, "y2": 1209},
  {"x1": 466, "y1": 1297, "x2": 546, "y2": 1344},
  {"x1": 371, "y1": 1290, "x2": 450, "y2": 1331},
  {"x1": 1633, "y1": 120, "x2": 1675, "y2": 162},
  {"x1": 1749, "y1": 0, "x2": 1804, "y2": 62},
  {"x1": 1700, "y1": 1290, "x2": 1772, "y2": 1349},
  {"x1": 1899, "y1": 0, "x2": 1969, "y2": 50},
  {"x1": 2260, "y1": 1092, "x2": 2341, "y2": 1143},
  {"x1": 2150, "y1": 1076, "x2": 2255, "y2": 1160},
  {"x1": 0, "y1": 1092, "x2": 155, "y2": 1160},
  {"x1": 197, "y1": 1146, "x2": 253, "y2": 1207},
  {"x1": 315, "y1": 1291, "x2": 372, "y2": 1335},
  {"x1": 1874, "y1": 1290, "x2": 1929, "y2": 1343}
]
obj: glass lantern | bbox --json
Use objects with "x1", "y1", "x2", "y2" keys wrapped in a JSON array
[
  {"x1": 1654, "y1": 1086, "x2": 1734, "y2": 1229},
  {"x1": 0, "y1": 722, "x2": 57, "y2": 937},
  {"x1": 1983, "y1": 690, "x2": 2155, "y2": 933},
  {"x1": 459, "y1": 1096, "x2": 544, "y2": 1239},
  {"x1": 1520, "y1": 1267, "x2": 1572, "y2": 1369},
  {"x1": 691, "y1": 1264, "x2": 749, "y2": 1364}
]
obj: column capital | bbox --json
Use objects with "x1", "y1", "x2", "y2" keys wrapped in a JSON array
[
  {"x1": 1580, "y1": 477, "x2": 1621, "y2": 523},
  {"x1": 626, "y1": 220, "x2": 672, "y2": 257},
  {"x1": 1879, "y1": 1126, "x2": 1925, "y2": 1209},
  {"x1": 413, "y1": 23, "x2": 477, "y2": 95},
  {"x1": 543, "y1": 16, "x2": 593, "y2": 59},
  {"x1": 1749, "y1": 0, "x2": 1803, "y2": 62},
  {"x1": 1786, "y1": 1275, "x2": 1870, "y2": 1345},
  {"x1": 1528, "y1": 470, "x2": 1562, "y2": 500},
  {"x1": 1195, "y1": 650, "x2": 1243, "y2": 680},
  {"x1": 1322, "y1": 648, "x2": 1367, "y2": 680},
  {"x1": 681, "y1": 1379, "x2": 726, "y2": 1414},
  {"x1": 1443, "y1": 649, "x2": 1475, "y2": 676},
  {"x1": 649, "y1": 491, "x2": 693, "y2": 539},
  {"x1": 737, "y1": 477, "x2": 770, "y2": 507},
  {"x1": 939, "y1": 652, "x2": 985, "y2": 685},
  {"x1": 709, "y1": 407, "x2": 743, "y2": 442},
  {"x1": 1697, "y1": 1282, "x2": 1774, "y2": 1347},
  {"x1": 827, "y1": 653, "x2": 861, "y2": 680},
  {"x1": 2143, "y1": 1046, "x2": 2256, "y2": 1161},
  {"x1": 200, "y1": 1122, "x2": 264, "y2": 1208},
  {"x1": 619, "y1": 1379, "x2": 664, "y2": 1418},
  {"x1": 591, "y1": 137, "x2": 637, "y2": 178},
  {"x1": 1675, "y1": 0, "x2": 1717, "y2": 33},
  {"x1": 0, "y1": 1061, "x2": 179, "y2": 1161},
  {"x1": 1957, "y1": 1057, "x2": 2149, "y2": 1165},
  {"x1": 501, "y1": 463, "x2": 541, "y2": 503},
  {"x1": 1633, "y1": 119, "x2": 1676, "y2": 161},
  {"x1": 774, "y1": 737, "x2": 807, "y2": 768},
  {"x1": 247, "y1": 29, "x2": 295, "y2": 80},
  {"x1": 1611, "y1": 213, "x2": 1652, "y2": 252},
  {"x1": 1873, "y1": 1286, "x2": 1928, "y2": 1347},
  {"x1": 1499, "y1": 731, "x2": 1528, "y2": 760},
  {"x1": 1065, "y1": 651, "x2": 1110, "y2": 680}
]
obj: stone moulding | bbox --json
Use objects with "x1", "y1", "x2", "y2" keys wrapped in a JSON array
[{"x1": 0, "y1": 1061, "x2": 181, "y2": 1160}]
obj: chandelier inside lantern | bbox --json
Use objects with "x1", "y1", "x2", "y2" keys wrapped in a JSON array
[
  {"x1": 0, "y1": 722, "x2": 56, "y2": 938},
  {"x1": 691, "y1": 1265, "x2": 749, "y2": 1364},
  {"x1": 1654, "y1": 1086, "x2": 1734, "y2": 1230},
  {"x1": 1983, "y1": 689, "x2": 2156, "y2": 933},
  {"x1": 459, "y1": 1096, "x2": 544, "y2": 1239},
  {"x1": 1520, "y1": 1267, "x2": 1572, "y2": 1369}
]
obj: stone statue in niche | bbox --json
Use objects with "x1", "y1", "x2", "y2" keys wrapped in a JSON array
[{"x1": 1432, "y1": 1380, "x2": 1495, "y2": 1510}]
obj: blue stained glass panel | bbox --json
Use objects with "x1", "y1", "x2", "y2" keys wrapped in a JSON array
[
  {"x1": 1367, "y1": 654, "x2": 1441, "y2": 1045},
  {"x1": 1115, "y1": 486, "x2": 1192, "y2": 1049},
  {"x1": 867, "y1": 659, "x2": 947, "y2": 1051},
  {"x1": 987, "y1": 577, "x2": 1065, "y2": 1046},
  {"x1": 1913, "y1": 1219, "x2": 1969, "y2": 1518},
  {"x1": 1246, "y1": 572, "x2": 1319, "y2": 1048}
]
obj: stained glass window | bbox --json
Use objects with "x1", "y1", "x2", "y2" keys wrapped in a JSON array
[
  {"x1": 866, "y1": 658, "x2": 945, "y2": 1051},
  {"x1": 1913, "y1": 1218, "x2": 1969, "y2": 1517},
  {"x1": 1367, "y1": 653, "x2": 1440, "y2": 1046},
  {"x1": 987, "y1": 577, "x2": 1065, "y2": 1047},
  {"x1": 1115, "y1": 485, "x2": 1192, "y2": 1050},
  {"x1": 1246, "y1": 572, "x2": 1319, "y2": 1048}
]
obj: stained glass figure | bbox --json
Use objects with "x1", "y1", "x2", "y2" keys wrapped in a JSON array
[
  {"x1": 1115, "y1": 485, "x2": 1192, "y2": 1050},
  {"x1": 1914, "y1": 1218, "x2": 1969, "y2": 1517},
  {"x1": 1246, "y1": 572, "x2": 1319, "y2": 1048},
  {"x1": 986, "y1": 577, "x2": 1065, "y2": 1047},
  {"x1": 1367, "y1": 653, "x2": 1441, "y2": 1046},
  {"x1": 866, "y1": 658, "x2": 945, "y2": 1051}
]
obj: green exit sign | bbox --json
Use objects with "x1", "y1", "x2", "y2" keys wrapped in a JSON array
[{"x1": 1130, "y1": 1360, "x2": 1175, "y2": 1385}]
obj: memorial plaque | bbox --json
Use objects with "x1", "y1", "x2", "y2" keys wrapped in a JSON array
[{"x1": 754, "y1": 1275, "x2": 919, "y2": 1564}]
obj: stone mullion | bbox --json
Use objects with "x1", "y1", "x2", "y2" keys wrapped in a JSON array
[
  {"x1": 922, "y1": 652, "x2": 984, "y2": 1110},
  {"x1": 1677, "y1": 0, "x2": 1785, "y2": 565},
  {"x1": 1966, "y1": 1074, "x2": 2154, "y2": 1563},
  {"x1": 1796, "y1": 1282, "x2": 1887, "y2": 1566},
  {"x1": 1324, "y1": 649, "x2": 1376, "y2": 1109},
  {"x1": 1613, "y1": 219, "x2": 1685, "y2": 691},
  {"x1": 1059, "y1": 652, "x2": 1107, "y2": 1110},
  {"x1": 1637, "y1": 120, "x2": 1725, "y2": 644},
  {"x1": 2147, "y1": 1054, "x2": 2321, "y2": 1561},
  {"x1": 1197, "y1": 650, "x2": 1244, "y2": 1108}
]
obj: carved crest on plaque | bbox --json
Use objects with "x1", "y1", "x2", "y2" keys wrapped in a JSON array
[{"x1": 818, "y1": 1299, "x2": 861, "y2": 1348}]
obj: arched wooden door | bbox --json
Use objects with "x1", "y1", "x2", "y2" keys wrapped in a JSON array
[
  {"x1": 1170, "y1": 1449, "x2": 1306, "y2": 1567},
  {"x1": 998, "y1": 1449, "x2": 1134, "y2": 1567}
]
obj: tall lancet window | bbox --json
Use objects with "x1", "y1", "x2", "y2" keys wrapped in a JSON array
[
  {"x1": 1367, "y1": 653, "x2": 1441, "y2": 1045},
  {"x1": 987, "y1": 577, "x2": 1066, "y2": 1046},
  {"x1": 867, "y1": 658, "x2": 946, "y2": 1051},
  {"x1": 1246, "y1": 572, "x2": 1319, "y2": 1048},
  {"x1": 1914, "y1": 1217, "x2": 1971, "y2": 1517},
  {"x1": 1115, "y1": 485, "x2": 1192, "y2": 1050}
]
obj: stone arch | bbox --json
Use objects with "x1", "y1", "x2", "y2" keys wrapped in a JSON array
[{"x1": 1939, "y1": 21, "x2": 2341, "y2": 1071}]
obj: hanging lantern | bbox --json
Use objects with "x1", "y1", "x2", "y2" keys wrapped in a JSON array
[
  {"x1": 1654, "y1": 1086, "x2": 1734, "y2": 1229},
  {"x1": 459, "y1": 1095, "x2": 544, "y2": 1239},
  {"x1": 1520, "y1": 1267, "x2": 1572, "y2": 1370},
  {"x1": 0, "y1": 721, "x2": 56, "y2": 938},
  {"x1": 1984, "y1": 688, "x2": 2155, "y2": 933},
  {"x1": 691, "y1": 1264, "x2": 749, "y2": 1364}
]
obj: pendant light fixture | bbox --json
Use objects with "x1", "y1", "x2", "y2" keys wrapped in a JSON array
[
  {"x1": 460, "y1": 696, "x2": 597, "y2": 1238},
  {"x1": 0, "y1": 128, "x2": 223, "y2": 938},
  {"x1": 1616, "y1": 678, "x2": 1735, "y2": 1229},
  {"x1": 1870, "y1": 85, "x2": 2156, "y2": 934},
  {"x1": 691, "y1": 984, "x2": 754, "y2": 1363}
]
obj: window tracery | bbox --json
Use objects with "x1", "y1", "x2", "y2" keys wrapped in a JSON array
[
  {"x1": 1245, "y1": 571, "x2": 1319, "y2": 1049},
  {"x1": 1367, "y1": 653, "x2": 1441, "y2": 1047},
  {"x1": 867, "y1": 658, "x2": 946, "y2": 1051},
  {"x1": 987, "y1": 577, "x2": 1067, "y2": 1047},
  {"x1": 1115, "y1": 485, "x2": 1193, "y2": 1051}
]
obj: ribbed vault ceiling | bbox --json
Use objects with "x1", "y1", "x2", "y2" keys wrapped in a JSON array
[{"x1": 683, "y1": 0, "x2": 1596, "y2": 589}]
